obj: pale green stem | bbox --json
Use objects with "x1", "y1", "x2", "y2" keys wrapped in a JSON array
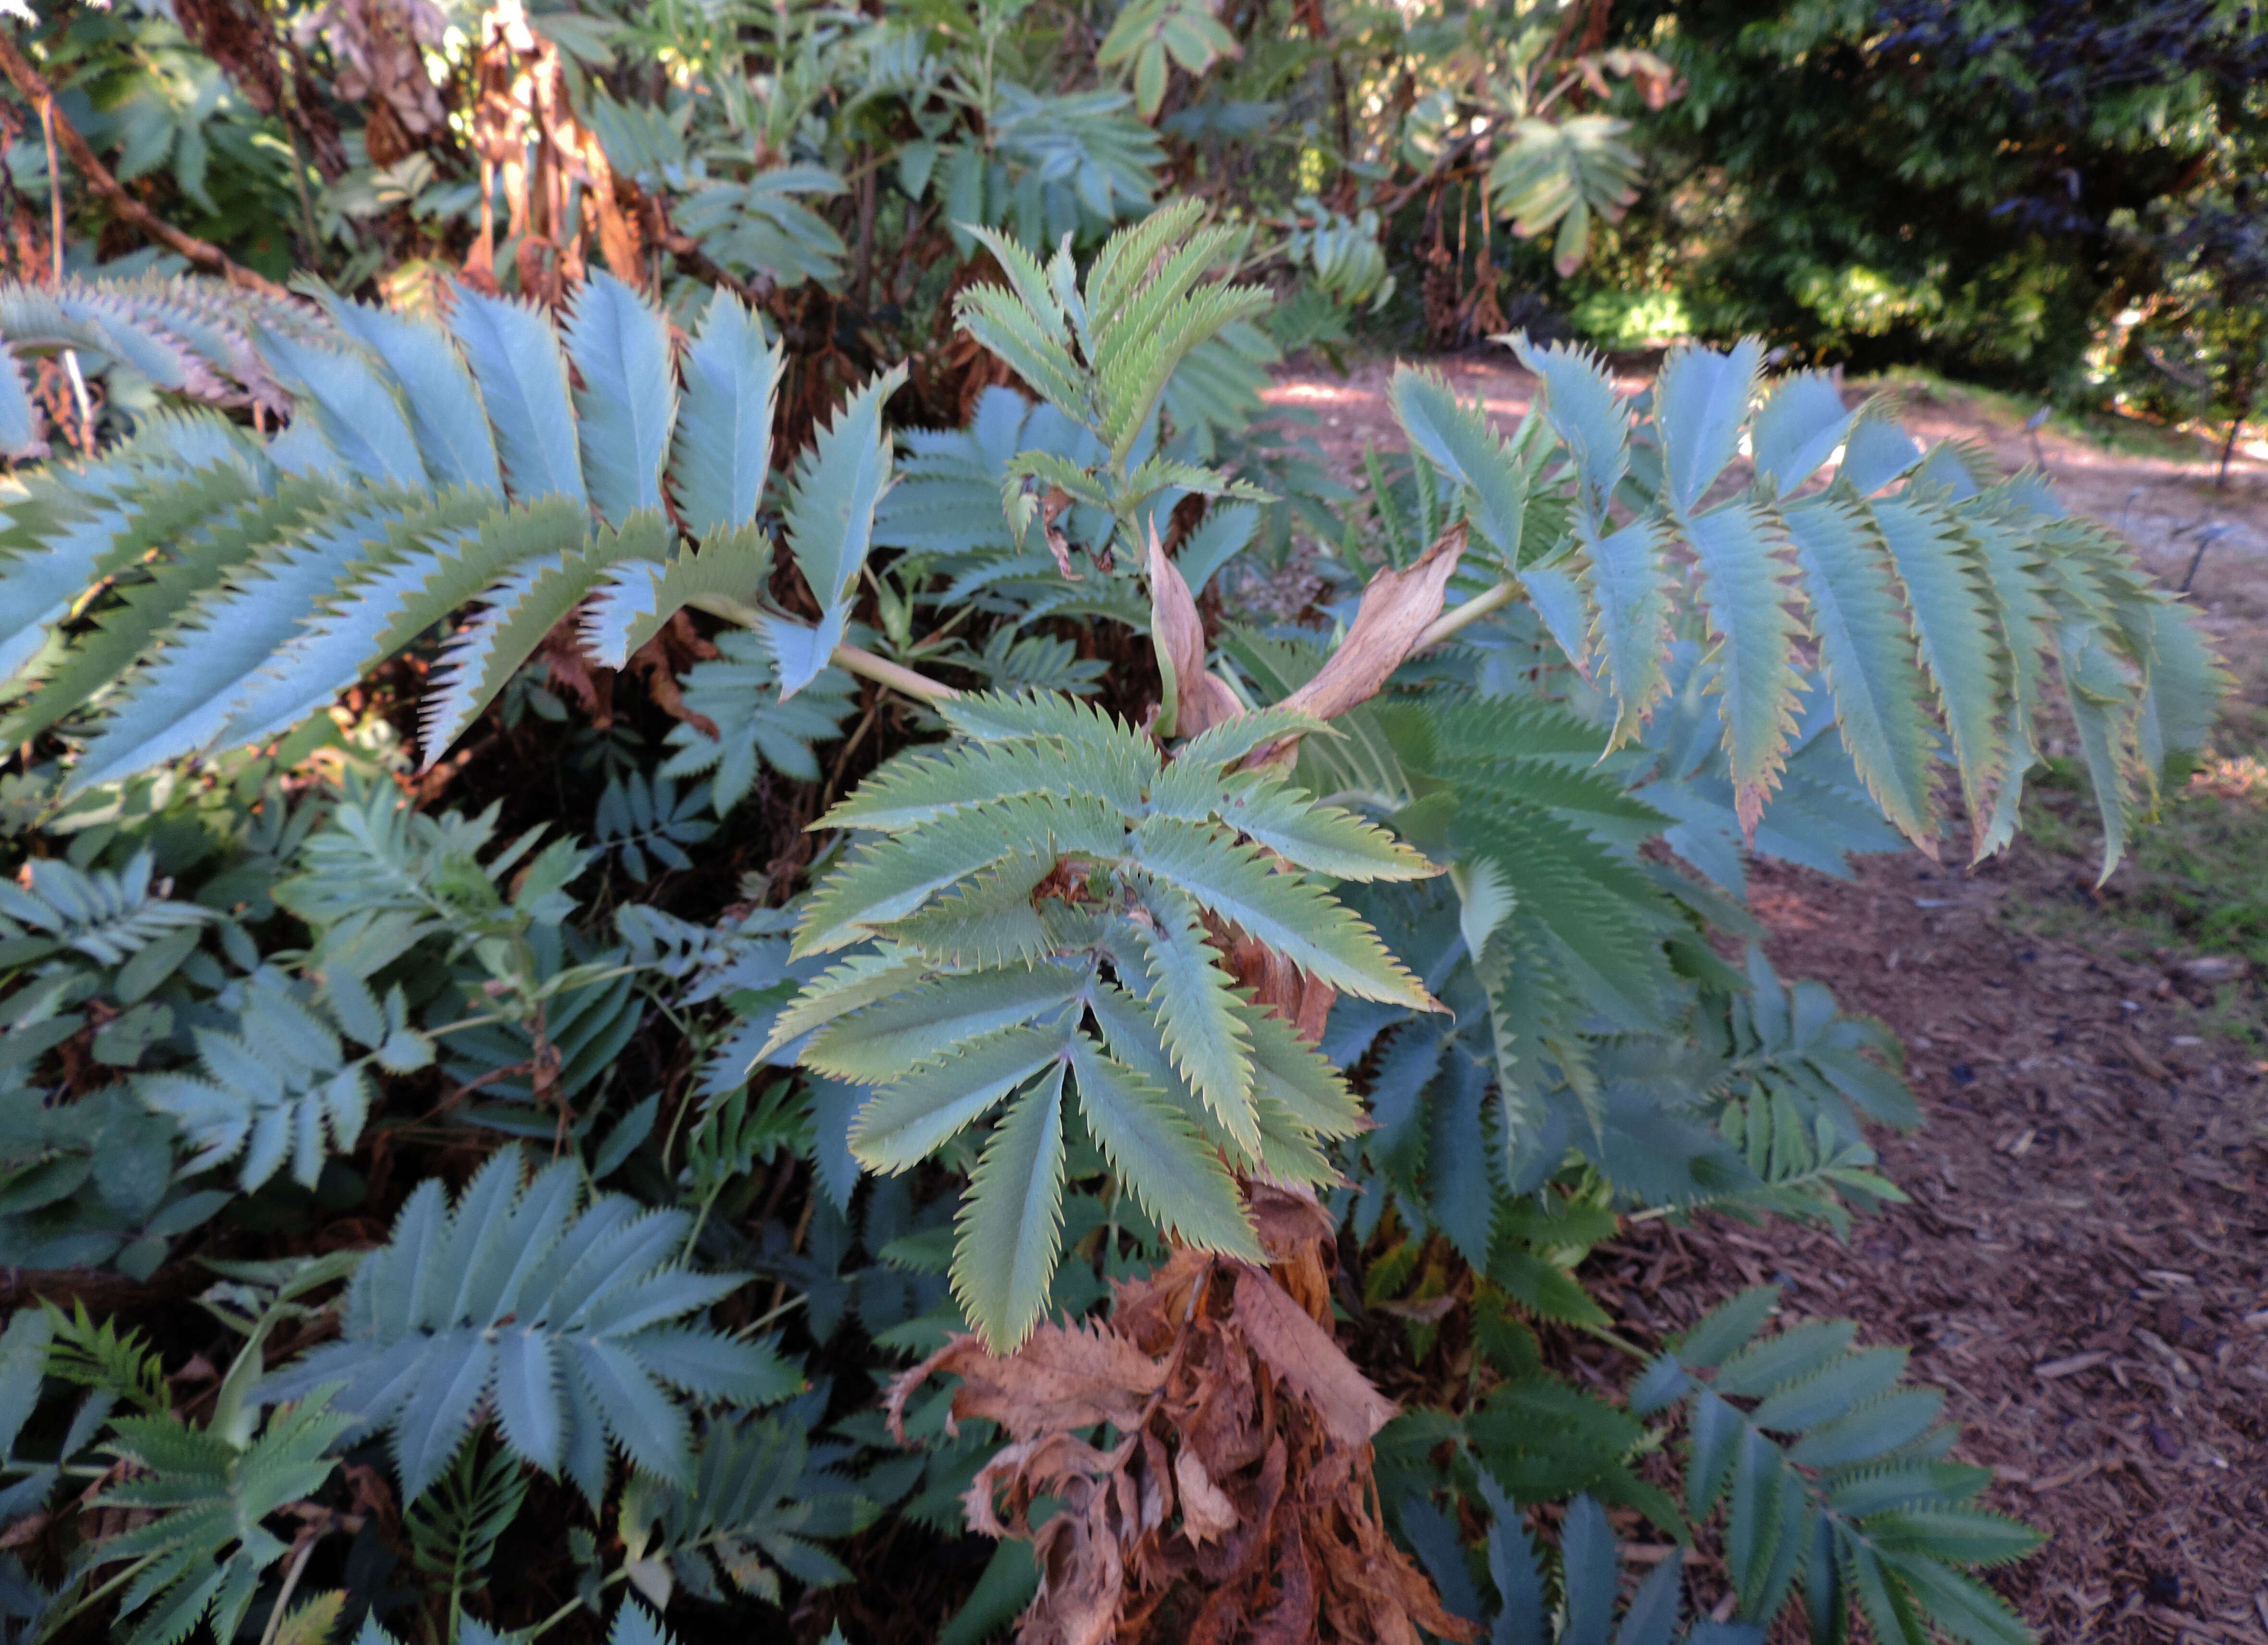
[
  {"x1": 686, "y1": 595, "x2": 961, "y2": 702},
  {"x1": 1415, "y1": 576, "x2": 1524, "y2": 651}
]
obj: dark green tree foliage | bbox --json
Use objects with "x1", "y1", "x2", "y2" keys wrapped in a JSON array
[{"x1": 1606, "y1": 0, "x2": 2266, "y2": 381}]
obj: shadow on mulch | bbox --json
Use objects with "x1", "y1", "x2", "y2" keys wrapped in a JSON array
[{"x1": 1612, "y1": 848, "x2": 2267, "y2": 1645}]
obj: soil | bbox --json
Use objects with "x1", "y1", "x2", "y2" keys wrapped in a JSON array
[{"x1": 1263, "y1": 349, "x2": 2268, "y2": 1643}]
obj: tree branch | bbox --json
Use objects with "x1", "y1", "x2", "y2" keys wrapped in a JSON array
[{"x1": 0, "y1": 27, "x2": 291, "y2": 300}]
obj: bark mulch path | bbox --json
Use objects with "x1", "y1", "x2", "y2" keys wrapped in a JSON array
[{"x1": 1633, "y1": 849, "x2": 2268, "y2": 1645}]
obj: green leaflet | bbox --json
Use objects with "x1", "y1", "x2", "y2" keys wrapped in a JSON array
[
  {"x1": 419, "y1": 512, "x2": 674, "y2": 764},
  {"x1": 310, "y1": 286, "x2": 503, "y2": 496},
  {"x1": 847, "y1": 1023, "x2": 1073, "y2": 1172},
  {"x1": 1868, "y1": 1508, "x2": 2044, "y2": 1568},
  {"x1": 1749, "y1": 370, "x2": 1854, "y2": 499},
  {"x1": 1243, "y1": 1006, "x2": 1365, "y2": 1138},
  {"x1": 889, "y1": 854, "x2": 1059, "y2": 967},
  {"x1": 260, "y1": 1149, "x2": 791, "y2": 1506},
  {"x1": 581, "y1": 523, "x2": 775, "y2": 669},
  {"x1": 216, "y1": 488, "x2": 507, "y2": 750},
  {"x1": 447, "y1": 285, "x2": 586, "y2": 506},
  {"x1": 1783, "y1": 489, "x2": 1936, "y2": 844},
  {"x1": 2134, "y1": 589, "x2": 2226, "y2": 786},
  {"x1": 1067, "y1": 1033, "x2": 1260, "y2": 1261},
  {"x1": 2054, "y1": 614, "x2": 2139, "y2": 880},
  {"x1": 565, "y1": 271, "x2": 679, "y2": 528},
  {"x1": 1963, "y1": 507, "x2": 2056, "y2": 859},
  {"x1": 1873, "y1": 494, "x2": 2006, "y2": 829},
  {"x1": 1580, "y1": 516, "x2": 1671, "y2": 745},
  {"x1": 777, "y1": 363, "x2": 908, "y2": 695},
  {"x1": 661, "y1": 630, "x2": 857, "y2": 804},
  {"x1": 803, "y1": 963, "x2": 1093, "y2": 1082},
  {"x1": 1387, "y1": 368, "x2": 1528, "y2": 563},
  {"x1": 1, "y1": 475, "x2": 329, "y2": 750},
  {"x1": 942, "y1": 687, "x2": 1134, "y2": 746},
  {"x1": 1129, "y1": 872, "x2": 1259, "y2": 1151},
  {"x1": 1508, "y1": 335, "x2": 1629, "y2": 516},
  {"x1": 1167, "y1": 774, "x2": 1438, "y2": 882},
  {"x1": 821, "y1": 734, "x2": 1155, "y2": 833},
  {"x1": 671, "y1": 289, "x2": 781, "y2": 538},
  {"x1": 1684, "y1": 501, "x2": 1804, "y2": 833},
  {"x1": 255, "y1": 328, "x2": 429, "y2": 491},
  {"x1": 76, "y1": 491, "x2": 492, "y2": 787},
  {"x1": 95, "y1": 1391, "x2": 354, "y2": 1645},
  {"x1": 1654, "y1": 337, "x2": 1763, "y2": 514},
  {"x1": 1131, "y1": 814, "x2": 1434, "y2": 1007},
  {"x1": 951, "y1": 1065, "x2": 1068, "y2": 1352},
  {"x1": 792, "y1": 794, "x2": 1122, "y2": 956}
]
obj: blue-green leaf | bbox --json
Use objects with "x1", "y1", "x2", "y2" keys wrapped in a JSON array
[
  {"x1": 1784, "y1": 491, "x2": 1935, "y2": 843},
  {"x1": 565, "y1": 272, "x2": 677, "y2": 526},
  {"x1": 448, "y1": 285, "x2": 586, "y2": 506},
  {"x1": 1685, "y1": 501, "x2": 1803, "y2": 833},
  {"x1": 671, "y1": 289, "x2": 781, "y2": 538},
  {"x1": 1655, "y1": 339, "x2": 1762, "y2": 514}
]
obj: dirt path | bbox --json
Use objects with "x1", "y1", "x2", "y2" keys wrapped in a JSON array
[{"x1": 1263, "y1": 351, "x2": 2268, "y2": 1640}]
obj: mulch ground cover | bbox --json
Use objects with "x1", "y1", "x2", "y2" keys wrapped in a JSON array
[{"x1": 1606, "y1": 847, "x2": 2268, "y2": 1645}]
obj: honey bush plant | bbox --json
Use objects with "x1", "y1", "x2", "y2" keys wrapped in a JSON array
[{"x1": 0, "y1": 92, "x2": 2223, "y2": 1645}]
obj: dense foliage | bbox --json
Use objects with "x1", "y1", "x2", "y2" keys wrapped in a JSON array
[
  {"x1": 0, "y1": 3, "x2": 2233, "y2": 1645},
  {"x1": 1595, "y1": 0, "x2": 2268, "y2": 408}
]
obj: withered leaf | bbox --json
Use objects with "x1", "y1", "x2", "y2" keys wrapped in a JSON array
[
  {"x1": 1041, "y1": 486, "x2": 1082, "y2": 580},
  {"x1": 1173, "y1": 1448, "x2": 1238, "y2": 1546},
  {"x1": 891, "y1": 1323, "x2": 1166, "y2": 1444},
  {"x1": 1248, "y1": 521, "x2": 1469, "y2": 767},
  {"x1": 1246, "y1": 1182, "x2": 1340, "y2": 1264},
  {"x1": 1232, "y1": 1268, "x2": 1398, "y2": 1447},
  {"x1": 1030, "y1": 1473, "x2": 1130, "y2": 1645},
  {"x1": 1147, "y1": 522, "x2": 1245, "y2": 738}
]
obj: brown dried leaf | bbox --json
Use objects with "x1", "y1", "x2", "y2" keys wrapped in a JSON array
[
  {"x1": 1147, "y1": 523, "x2": 1245, "y2": 738},
  {"x1": 1174, "y1": 1448, "x2": 1238, "y2": 1546},
  {"x1": 1041, "y1": 487, "x2": 1082, "y2": 581},
  {"x1": 1232, "y1": 1268, "x2": 1398, "y2": 1447},
  {"x1": 1027, "y1": 1480, "x2": 1127, "y2": 1645},
  {"x1": 1247, "y1": 1183, "x2": 1339, "y2": 1265},
  {"x1": 891, "y1": 1323, "x2": 1166, "y2": 1445},
  {"x1": 1249, "y1": 522, "x2": 1469, "y2": 766}
]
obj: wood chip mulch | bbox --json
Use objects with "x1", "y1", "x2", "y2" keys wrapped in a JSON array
[{"x1": 1611, "y1": 848, "x2": 2267, "y2": 1645}]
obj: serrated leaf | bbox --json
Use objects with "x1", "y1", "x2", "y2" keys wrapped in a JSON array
[
  {"x1": 1750, "y1": 371, "x2": 1853, "y2": 499},
  {"x1": 672, "y1": 288, "x2": 780, "y2": 538},
  {"x1": 805, "y1": 964, "x2": 1092, "y2": 1082},
  {"x1": 1748, "y1": 1345, "x2": 1908, "y2": 1433},
  {"x1": 1132, "y1": 816, "x2": 1434, "y2": 1007},
  {"x1": 448, "y1": 285, "x2": 586, "y2": 506},
  {"x1": 1865, "y1": 1508, "x2": 2044, "y2": 1568},
  {"x1": 565, "y1": 272, "x2": 678, "y2": 527},
  {"x1": 952, "y1": 1065, "x2": 1068, "y2": 1352},
  {"x1": 1685, "y1": 501, "x2": 1803, "y2": 835},
  {"x1": 312, "y1": 287, "x2": 502, "y2": 495},
  {"x1": 1581, "y1": 516, "x2": 1671, "y2": 743},
  {"x1": 848, "y1": 1024, "x2": 1072, "y2": 1172},
  {"x1": 1787, "y1": 1388, "x2": 1944, "y2": 1468},
  {"x1": 1066, "y1": 1033, "x2": 1258, "y2": 1257},
  {"x1": 1129, "y1": 874, "x2": 1258, "y2": 1151},
  {"x1": 1388, "y1": 368, "x2": 1528, "y2": 561},
  {"x1": 1873, "y1": 494, "x2": 2005, "y2": 829},
  {"x1": 1784, "y1": 491, "x2": 1936, "y2": 844},
  {"x1": 1655, "y1": 339, "x2": 1762, "y2": 514}
]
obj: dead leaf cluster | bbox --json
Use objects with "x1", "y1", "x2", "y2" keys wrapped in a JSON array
[{"x1": 888, "y1": 1203, "x2": 1476, "y2": 1645}]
